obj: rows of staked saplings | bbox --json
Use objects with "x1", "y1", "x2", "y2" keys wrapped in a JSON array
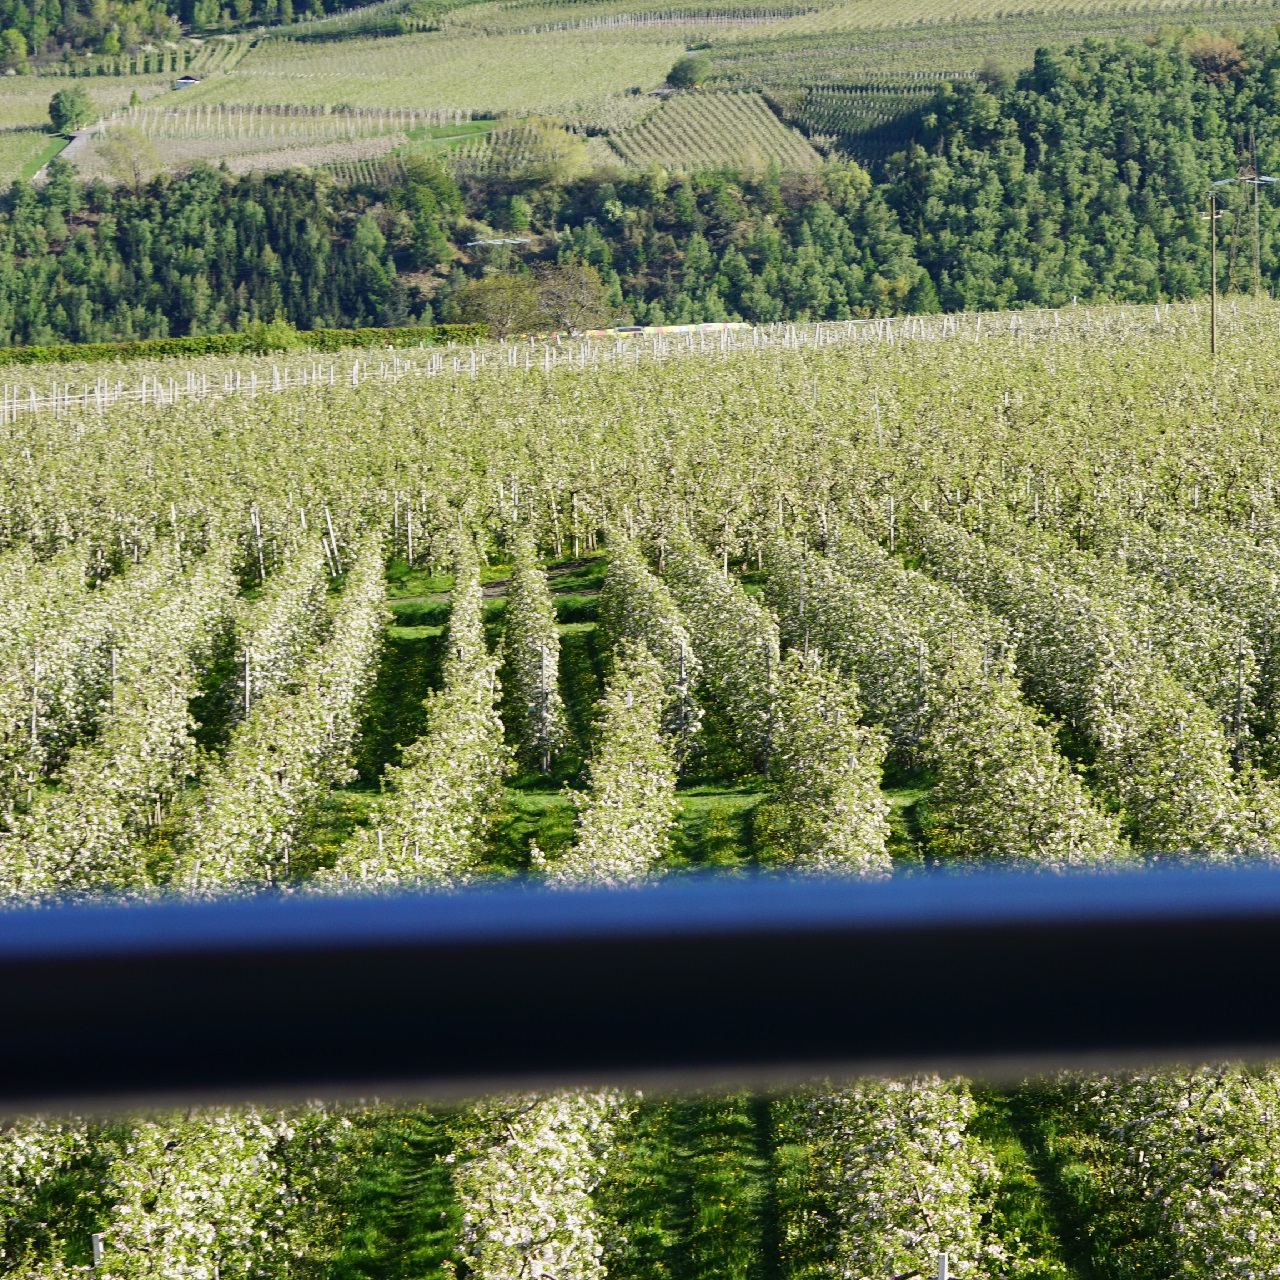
[{"x1": 7, "y1": 300, "x2": 1280, "y2": 1279}]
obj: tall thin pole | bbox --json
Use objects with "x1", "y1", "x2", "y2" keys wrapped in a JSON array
[
  {"x1": 1253, "y1": 130, "x2": 1263, "y2": 298},
  {"x1": 1234, "y1": 635, "x2": 1246, "y2": 767},
  {"x1": 538, "y1": 642, "x2": 551, "y2": 776},
  {"x1": 1210, "y1": 189, "x2": 1218, "y2": 356}
]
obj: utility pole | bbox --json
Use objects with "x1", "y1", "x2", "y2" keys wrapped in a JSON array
[
  {"x1": 1210, "y1": 187, "x2": 1219, "y2": 356},
  {"x1": 1208, "y1": 171, "x2": 1277, "y2": 351},
  {"x1": 1252, "y1": 129, "x2": 1262, "y2": 298}
]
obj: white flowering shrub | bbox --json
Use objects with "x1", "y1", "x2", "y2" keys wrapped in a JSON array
[
  {"x1": 0, "y1": 546, "x2": 198, "y2": 827},
  {"x1": 441, "y1": 536, "x2": 489, "y2": 674},
  {"x1": 1090, "y1": 513, "x2": 1280, "y2": 753},
  {"x1": 729, "y1": 544, "x2": 994, "y2": 1278},
  {"x1": 923, "y1": 637, "x2": 1127, "y2": 868},
  {"x1": 97, "y1": 1107, "x2": 292, "y2": 1279},
  {"x1": 0, "y1": 1115, "x2": 94, "y2": 1271},
  {"x1": 503, "y1": 533, "x2": 568, "y2": 774},
  {"x1": 548, "y1": 641, "x2": 677, "y2": 888},
  {"x1": 233, "y1": 538, "x2": 331, "y2": 711},
  {"x1": 597, "y1": 540, "x2": 702, "y2": 766},
  {"x1": 3, "y1": 540, "x2": 238, "y2": 896},
  {"x1": 907, "y1": 515, "x2": 1280, "y2": 857},
  {"x1": 779, "y1": 1077, "x2": 1003, "y2": 1280},
  {"x1": 183, "y1": 533, "x2": 386, "y2": 887},
  {"x1": 756, "y1": 650, "x2": 892, "y2": 877},
  {"x1": 663, "y1": 534, "x2": 779, "y2": 771},
  {"x1": 766, "y1": 536, "x2": 1127, "y2": 867},
  {"x1": 86, "y1": 1102, "x2": 346, "y2": 1280},
  {"x1": 0, "y1": 547, "x2": 94, "y2": 819},
  {"x1": 766, "y1": 536, "x2": 940, "y2": 747},
  {"x1": 993, "y1": 518, "x2": 1260, "y2": 746},
  {"x1": 458, "y1": 640, "x2": 671, "y2": 1273},
  {"x1": 92, "y1": 541, "x2": 381, "y2": 1280},
  {"x1": 332, "y1": 544, "x2": 509, "y2": 887},
  {"x1": 452, "y1": 1091, "x2": 624, "y2": 1280},
  {"x1": 459, "y1": 641, "x2": 677, "y2": 1276},
  {"x1": 1074, "y1": 1065, "x2": 1280, "y2": 1280},
  {"x1": 0, "y1": 542, "x2": 345, "y2": 1280}
]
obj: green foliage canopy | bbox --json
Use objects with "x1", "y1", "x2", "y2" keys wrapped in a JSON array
[
  {"x1": 668, "y1": 54, "x2": 712, "y2": 88},
  {"x1": 47, "y1": 88, "x2": 91, "y2": 135}
]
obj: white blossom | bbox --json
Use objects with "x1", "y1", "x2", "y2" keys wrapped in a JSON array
[
  {"x1": 598, "y1": 540, "x2": 702, "y2": 766},
  {"x1": 907, "y1": 514, "x2": 1280, "y2": 857},
  {"x1": 2, "y1": 540, "x2": 238, "y2": 897},
  {"x1": 779, "y1": 1077, "x2": 1003, "y2": 1280},
  {"x1": 663, "y1": 533, "x2": 779, "y2": 772},
  {"x1": 503, "y1": 532, "x2": 568, "y2": 774},
  {"x1": 453, "y1": 1090, "x2": 625, "y2": 1280},
  {"x1": 232, "y1": 537, "x2": 332, "y2": 713},
  {"x1": 756, "y1": 649, "x2": 892, "y2": 877},
  {"x1": 92, "y1": 1103, "x2": 344, "y2": 1280},
  {"x1": 1076, "y1": 1065, "x2": 1280, "y2": 1280},
  {"x1": 549, "y1": 640, "x2": 677, "y2": 888},
  {"x1": 183, "y1": 533, "x2": 386, "y2": 887},
  {"x1": 766, "y1": 534, "x2": 1127, "y2": 867}
]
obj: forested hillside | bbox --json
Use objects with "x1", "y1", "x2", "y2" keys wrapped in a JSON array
[
  {"x1": 6, "y1": 28, "x2": 1280, "y2": 342},
  {"x1": 885, "y1": 31, "x2": 1278, "y2": 310},
  {"x1": 562, "y1": 30, "x2": 1280, "y2": 318},
  {"x1": 0, "y1": 161, "x2": 410, "y2": 342}
]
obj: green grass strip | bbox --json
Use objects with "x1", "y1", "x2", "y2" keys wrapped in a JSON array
[{"x1": 20, "y1": 134, "x2": 70, "y2": 183}]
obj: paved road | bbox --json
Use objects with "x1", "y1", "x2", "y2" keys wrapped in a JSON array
[{"x1": 32, "y1": 119, "x2": 105, "y2": 183}]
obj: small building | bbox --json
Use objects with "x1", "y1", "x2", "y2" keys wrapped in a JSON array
[{"x1": 174, "y1": 74, "x2": 200, "y2": 89}]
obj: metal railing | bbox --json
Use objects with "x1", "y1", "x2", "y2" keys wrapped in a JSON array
[{"x1": 4, "y1": 863, "x2": 1280, "y2": 1110}]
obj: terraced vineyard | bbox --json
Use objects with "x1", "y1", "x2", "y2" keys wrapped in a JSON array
[
  {"x1": 0, "y1": 0, "x2": 1272, "y2": 191},
  {"x1": 599, "y1": 89, "x2": 822, "y2": 171},
  {"x1": 2, "y1": 300, "x2": 1280, "y2": 1276},
  {"x1": 443, "y1": 0, "x2": 1280, "y2": 33},
  {"x1": 4, "y1": 0, "x2": 1273, "y2": 186},
  {"x1": 766, "y1": 73, "x2": 974, "y2": 159},
  {"x1": 71, "y1": 102, "x2": 486, "y2": 179}
]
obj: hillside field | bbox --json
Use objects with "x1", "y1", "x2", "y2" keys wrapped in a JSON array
[
  {"x1": 2, "y1": 0, "x2": 1279, "y2": 184},
  {"x1": 5, "y1": 0, "x2": 1280, "y2": 1265},
  {"x1": 3, "y1": 299, "x2": 1280, "y2": 1275}
]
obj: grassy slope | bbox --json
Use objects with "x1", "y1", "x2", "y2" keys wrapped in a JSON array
[
  {"x1": 0, "y1": 73, "x2": 171, "y2": 184},
  {"x1": 326, "y1": 1107, "x2": 463, "y2": 1280},
  {"x1": 179, "y1": 28, "x2": 685, "y2": 113}
]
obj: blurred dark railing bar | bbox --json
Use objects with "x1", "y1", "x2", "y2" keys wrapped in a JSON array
[{"x1": 3, "y1": 865, "x2": 1280, "y2": 1111}]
